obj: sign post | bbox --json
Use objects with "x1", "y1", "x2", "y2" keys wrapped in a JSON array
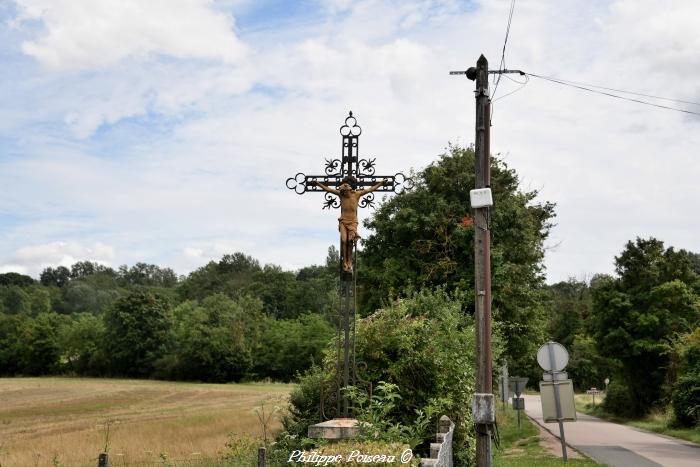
[
  {"x1": 537, "y1": 341, "x2": 576, "y2": 462},
  {"x1": 509, "y1": 377, "x2": 528, "y2": 428},
  {"x1": 500, "y1": 365, "x2": 509, "y2": 410},
  {"x1": 586, "y1": 388, "x2": 602, "y2": 406}
]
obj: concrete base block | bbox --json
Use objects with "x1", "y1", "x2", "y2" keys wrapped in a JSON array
[{"x1": 308, "y1": 418, "x2": 360, "y2": 440}]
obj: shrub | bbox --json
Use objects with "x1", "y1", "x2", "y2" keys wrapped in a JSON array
[
  {"x1": 281, "y1": 289, "x2": 501, "y2": 465},
  {"x1": 671, "y1": 373, "x2": 700, "y2": 427},
  {"x1": 671, "y1": 328, "x2": 700, "y2": 427},
  {"x1": 602, "y1": 381, "x2": 637, "y2": 418}
]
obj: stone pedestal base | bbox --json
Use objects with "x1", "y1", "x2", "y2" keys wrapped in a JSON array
[{"x1": 308, "y1": 418, "x2": 359, "y2": 440}]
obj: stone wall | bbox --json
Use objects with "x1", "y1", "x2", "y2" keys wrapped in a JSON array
[{"x1": 420, "y1": 415, "x2": 454, "y2": 467}]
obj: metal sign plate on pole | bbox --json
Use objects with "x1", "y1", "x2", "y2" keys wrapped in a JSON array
[
  {"x1": 508, "y1": 377, "x2": 528, "y2": 397},
  {"x1": 540, "y1": 380, "x2": 577, "y2": 422},
  {"x1": 537, "y1": 342, "x2": 569, "y2": 372},
  {"x1": 542, "y1": 371, "x2": 568, "y2": 381},
  {"x1": 537, "y1": 341, "x2": 574, "y2": 462}
]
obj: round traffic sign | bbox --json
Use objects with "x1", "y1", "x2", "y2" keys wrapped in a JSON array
[{"x1": 536, "y1": 341, "x2": 569, "y2": 372}]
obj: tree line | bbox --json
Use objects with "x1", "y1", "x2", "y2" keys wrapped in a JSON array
[
  {"x1": 1, "y1": 143, "x2": 697, "y2": 436},
  {"x1": 546, "y1": 238, "x2": 700, "y2": 426},
  {"x1": 0, "y1": 251, "x2": 341, "y2": 382}
]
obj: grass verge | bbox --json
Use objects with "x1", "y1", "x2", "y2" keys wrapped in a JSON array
[
  {"x1": 574, "y1": 394, "x2": 700, "y2": 445},
  {"x1": 493, "y1": 404, "x2": 599, "y2": 466}
]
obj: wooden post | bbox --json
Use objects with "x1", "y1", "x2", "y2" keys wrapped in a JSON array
[
  {"x1": 98, "y1": 453, "x2": 108, "y2": 467},
  {"x1": 473, "y1": 53, "x2": 493, "y2": 467},
  {"x1": 258, "y1": 447, "x2": 267, "y2": 467}
]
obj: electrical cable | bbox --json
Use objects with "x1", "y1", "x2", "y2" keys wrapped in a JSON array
[
  {"x1": 527, "y1": 73, "x2": 700, "y2": 107},
  {"x1": 492, "y1": 0, "x2": 516, "y2": 101},
  {"x1": 493, "y1": 74, "x2": 529, "y2": 102},
  {"x1": 526, "y1": 72, "x2": 700, "y2": 117}
]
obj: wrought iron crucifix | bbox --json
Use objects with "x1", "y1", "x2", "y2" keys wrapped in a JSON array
[
  {"x1": 286, "y1": 111, "x2": 413, "y2": 272},
  {"x1": 286, "y1": 111, "x2": 412, "y2": 420}
]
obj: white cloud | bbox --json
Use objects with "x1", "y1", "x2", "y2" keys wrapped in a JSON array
[
  {"x1": 14, "y1": 0, "x2": 246, "y2": 69},
  {"x1": 0, "y1": 241, "x2": 116, "y2": 277},
  {"x1": 1, "y1": 0, "x2": 699, "y2": 284}
]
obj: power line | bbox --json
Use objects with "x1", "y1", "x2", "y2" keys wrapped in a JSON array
[
  {"x1": 493, "y1": 73, "x2": 529, "y2": 102},
  {"x1": 492, "y1": 0, "x2": 517, "y2": 101},
  {"x1": 527, "y1": 72, "x2": 700, "y2": 117},
  {"x1": 528, "y1": 73, "x2": 700, "y2": 107}
]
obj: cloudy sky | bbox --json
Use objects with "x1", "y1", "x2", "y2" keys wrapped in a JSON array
[{"x1": 0, "y1": 0, "x2": 698, "y2": 283}]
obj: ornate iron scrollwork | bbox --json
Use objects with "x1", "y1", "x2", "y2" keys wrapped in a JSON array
[
  {"x1": 285, "y1": 111, "x2": 414, "y2": 208},
  {"x1": 358, "y1": 158, "x2": 376, "y2": 176},
  {"x1": 323, "y1": 192, "x2": 340, "y2": 209},
  {"x1": 325, "y1": 158, "x2": 341, "y2": 176},
  {"x1": 358, "y1": 193, "x2": 375, "y2": 209}
]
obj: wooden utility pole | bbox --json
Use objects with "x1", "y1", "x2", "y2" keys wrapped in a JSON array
[{"x1": 473, "y1": 54, "x2": 493, "y2": 467}]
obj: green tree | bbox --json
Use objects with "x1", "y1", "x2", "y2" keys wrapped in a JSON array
[
  {"x1": 254, "y1": 314, "x2": 334, "y2": 381},
  {"x1": 546, "y1": 279, "x2": 592, "y2": 348},
  {"x1": 590, "y1": 238, "x2": 700, "y2": 416},
  {"x1": 18, "y1": 312, "x2": 67, "y2": 375},
  {"x1": 0, "y1": 313, "x2": 26, "y2": 374},
  {"x1": 57, "y1": 280, "x2": 121, "y2": 315},
  {"x1": 360, "y1": 145, "x2": 554, "y2": 378},
  {"x1": 117, "y1": 263, "x2": 178, "y2": 288},
  {"x1": 70, "y1": 261, "x2": 116, "y2": 280},
  {"x1": 177, "y1": 253, "x2": 262, "y2": 301},
  {"x1": 0, "y1": 272, "x2": 35, "y2": 287},
  {"x1": 0, "y1": 285, "x2": 31, "y2": 314},
  {"x1": 40, "y1": 266, "x2": 71, "y2": 288},
  {"x1": 167, "y1": 294, "x2": 257, "y2": 382},
  {"x1": 285, "y1": 289, "x2": 490, "y2": 464},
  {"x1": 670, "y1": 327, "x2": 700, "y2": 426},
  {"x1": 28, "y1": 286, "x2": 52, "y2": 315},
  {"x1": 103, "y1": 291, "x2": 172, "y2": 377},
  {"x1": 60, "y1": 313, "x2": 107, "y2": 375}
]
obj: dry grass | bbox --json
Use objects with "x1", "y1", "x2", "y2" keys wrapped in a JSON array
[{"x1": 0, "y1": 377, "x2": 292, "y2": 466}]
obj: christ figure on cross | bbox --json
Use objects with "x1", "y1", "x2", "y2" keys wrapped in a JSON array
[{"x1": 312, "y1": 177, "x2": 387, "y2": 272}]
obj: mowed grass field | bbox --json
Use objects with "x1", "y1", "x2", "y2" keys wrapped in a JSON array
[{"x1": 0, "y1": 377, "x2": 293, "y2": 466}]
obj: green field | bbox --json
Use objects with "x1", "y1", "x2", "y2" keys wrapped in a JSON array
[{"x1": 0, "y1": 377, "x2": 293, "y2": 466}]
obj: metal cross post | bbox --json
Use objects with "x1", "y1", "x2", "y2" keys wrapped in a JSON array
[{"x1": 286, "y1": 111, "x2": 412, "y2": 418}]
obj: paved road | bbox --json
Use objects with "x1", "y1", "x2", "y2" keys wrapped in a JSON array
[{"x1": 522, "y1": 394, "x2": 700, "y2": 467}]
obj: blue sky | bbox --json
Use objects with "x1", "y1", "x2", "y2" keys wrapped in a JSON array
[{"x1": 1, "y1": 0, "x2": 699, "y2": 282}]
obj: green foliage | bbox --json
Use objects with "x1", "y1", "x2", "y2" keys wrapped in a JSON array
[
  {"x1": 360, "y1": 145, "x2": 554, "y2": 378},
  {"x1": 0, "y1": 272, "x2": 35, "y2": 287},
  {"x1": 1, "y1": 252, "x2": 337, "y2": 382},
  {"x1": 0, "y1": 313, "x2": 28, "y2": 374},
  {"x1": 117, "y1": 263, "x2": 178, "y2": 288},
  {"x1": 0, "y1": 285, "x2": 31, "y2": 314},
  {"x1": 57, "y1": 280, "x2": 121, "y2": 315},
  {"x1": 253, "y1": 314, "x2": 334, "y2": 382},
  {"x1": 602, "y1": 380, "x2": 638, "y2": 418},
  {"x1": 567, "y1": 334, "x2": 616, "y2": 391},
  {"x1": 40, "y1": 266, "x2": 71, "y2": 288},
  {"x1": 177, "y1": 252, "x2": 338, "y2": 320},
  {"x1": 284, "y1": 289, "x2": 491, "y2": 464},
  {"x1": 18, "y1": 312, "x2": 68, "y2": 375},
  {"x1": 59, "y1": 313, "x2": 107, "y2": 375},
  {"x1": 671, "y1": 373, "x2": 700, "y2": 427},
  {"x1": 177, "y1": 253, "x2": 262, "y2": 301},
  {"x1": 671, "y1": 327, "x2": 700, "y2": 427},
  {"x1": 103, "y1": 291, "x2": 172, "y2": 377},
  {"x1": 345, "y1": 381, "x2": 432, "y2": 449},
  {"x1": 546, "y1": 279, "x2": 591, "y2": 348},
  {"x1": 590, "y1": 238, "x2": 700, "y2": 416},
  {"x1": 165, "y1": 294, "x2": 257, "y2": 382}
]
